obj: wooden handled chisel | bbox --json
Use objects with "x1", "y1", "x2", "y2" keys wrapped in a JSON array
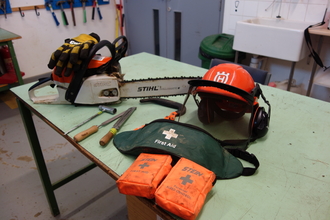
[
  {"x1": 99, "y1": 107, "x2": 136, "y2": 146},
  {"x1": 73, "y1": 110, "x2": 127, "y2": 142}
]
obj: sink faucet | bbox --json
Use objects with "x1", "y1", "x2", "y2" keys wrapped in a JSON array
[
  {"x1": 265, "y1": 0, "x2": 283, "y2": 19},
  {"x1": 276, "y1": 0, "x2": 283, "y2": 18}
]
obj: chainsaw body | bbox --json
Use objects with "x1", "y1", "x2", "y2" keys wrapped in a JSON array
[
  {"x1": 28, "y1": 36, "x2": 199, "y2": 105},
  {"x1": 28, "y1": 73, "x2": 121, "y2": 104}
]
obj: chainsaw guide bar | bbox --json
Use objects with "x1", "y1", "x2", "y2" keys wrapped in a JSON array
[
  {"x1": 120, "y1": 76, "x2": 201, "y2": 99},
  {"x1": 28, "y1": 74, "x2": 201, "y2": 105}
]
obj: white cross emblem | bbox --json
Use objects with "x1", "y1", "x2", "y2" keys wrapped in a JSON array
[{"x1": 162, "y1": 129, "x2": 178, "y2": 140}]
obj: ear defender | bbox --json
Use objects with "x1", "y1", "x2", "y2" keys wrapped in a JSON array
[
  {"x1": 251, "y1": 106, "x2": 269, "y2": 139},
  {"x1": 197, "y1": 98, "x2": 215, "y2": 124}
]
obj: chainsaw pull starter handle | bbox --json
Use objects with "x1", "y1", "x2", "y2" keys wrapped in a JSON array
[{"x1": 74, "y1": 125, "x2": 99, "y2": 142}]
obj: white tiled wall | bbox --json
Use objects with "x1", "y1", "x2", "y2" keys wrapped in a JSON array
[
  {"x1": 222, "y1": 0, "x2": 330, "y2": 101},
  {"x1": 223, "y1": 0, "x2": 329, "y2": 35}
]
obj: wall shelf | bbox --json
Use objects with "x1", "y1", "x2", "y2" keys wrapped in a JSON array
[{"x1": 0, "y1": 29, "x2": 24, "y2": 92}]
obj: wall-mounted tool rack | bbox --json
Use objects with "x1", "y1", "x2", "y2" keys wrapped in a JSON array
[
  {"x1": 0, "y1": 0, "x2": 109, "y2": 16},
  {"x1": 44, "y1": 0, "x2": 109, "y2": 11}
]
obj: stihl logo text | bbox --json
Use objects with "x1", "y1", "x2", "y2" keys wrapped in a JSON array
[
  {"x1": 137, "y1": 86, "x2": 160, "y2": 92},
  {"x1": 94, "y1": 81, "x2": 113, "y2": 87}
]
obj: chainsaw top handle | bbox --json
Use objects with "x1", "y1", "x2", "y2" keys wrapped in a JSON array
[
  {"x1": 113, "y1": 36, "x2": 128, "y2": 63},
  {"x1": 65, "y1": 39, "x2": 116, "y2": 104}
]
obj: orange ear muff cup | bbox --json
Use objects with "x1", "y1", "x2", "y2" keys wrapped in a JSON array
[{"x1": 198, "y1": 99, "x2": 215, "y2": 124}]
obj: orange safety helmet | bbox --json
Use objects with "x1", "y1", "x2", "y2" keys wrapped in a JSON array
[
  {"x1": 183, "y1": 63, "x2": 271, "y2": 143},
  {"x1": 195, "y1": 63, "x2": 258, "y2": 122}
]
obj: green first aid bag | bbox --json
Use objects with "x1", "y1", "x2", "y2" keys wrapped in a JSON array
[{"x1": 113, "y1": 119, "x2": 259, "y2": 179}]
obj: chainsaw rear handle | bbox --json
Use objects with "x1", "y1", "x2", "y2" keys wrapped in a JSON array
[
  {"x1": 28, "y1": 76, "x2": 52, "y2": 91},
  {"x1": 65, "y1": 40, "x2": 116, "y2": 104},
  {"x1": 28, "y1": 75, "x2": 71, "y2": 104}
]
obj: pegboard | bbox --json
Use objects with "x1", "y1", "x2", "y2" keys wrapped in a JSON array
[
  {"x1": 44, "y1": 0, "x2": 110, "y2": 11},
  {"x1": 0, "y1": 0, "x2": 12, "y2": 16}
]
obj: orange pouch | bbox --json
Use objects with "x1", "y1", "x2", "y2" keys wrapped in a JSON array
[
  {"x1": 116, "y1": 153, "x2": 172, "y2": 199},
  {"x1": 155, "y1": 157, "x2": 216, "y2": 220}
]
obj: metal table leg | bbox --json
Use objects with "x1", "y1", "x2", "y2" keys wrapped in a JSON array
[
  {"x1": 234, "y1": 51, "x2": 239, "y2": 63},
  {"x1": 16, "y1": 99, "x2": 60, "y2": 216},
  {"x1": 16, "y1": 98, "x2": 97, "y2": 216},
  {"x1": 306, "y1": 35, "x2": 324, "y2": 96},
  {"x1": 287, "y1": 62, "x2": 296, "y2": 91},
  {"x1": 7, "y1": 40, "x2": 24, "y2": 85}
]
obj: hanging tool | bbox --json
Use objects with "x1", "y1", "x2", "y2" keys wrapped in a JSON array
[
  {"x1": 91, "y1": 0, "x2": 95, "y2": 20},
  {"x1": 67, "y1": 0, "x2": 76, "y2": 26},
  {"x1": 99, "y1": 107, "x2": 136, "y2": 146},
  {"x1": 57, "y1": 1, "x2": 69, "y2": 26},
  {"x1": 116, "y1": 0, "x2": 124, "y2": 36},
  {"x1": 65, "y1": 105, "x2": 117, "y2": 135},
  {"x1": 81, "y1": 0, "x2": 87, "y2": 23},
  {"x1": 74, "y1": 107, "x2": 136, "y2": 142},
  {"x1": 92, "y1": 0, "x2": 102, "y2": 20},
  {"x1": 95, "y1": 0, "x2": 102, "y2": 20},
  {"x1": 0, "y1": 0, "x2": 7, "y2": 19},
  {"x1": 46, "y1": 2, "x2": 60, "y2": 26}
]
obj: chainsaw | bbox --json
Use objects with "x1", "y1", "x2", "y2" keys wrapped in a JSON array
[{"x1": 29, "y1": 36, "x2": 200, "y2": 105}]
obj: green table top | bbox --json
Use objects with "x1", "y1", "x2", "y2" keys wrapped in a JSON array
[
  {"x1": 0, "y1": 28, "x2": 21, "y2": 43},
  {"x1": 11, "y1": 52, "x2": 330, "y2": 220}
]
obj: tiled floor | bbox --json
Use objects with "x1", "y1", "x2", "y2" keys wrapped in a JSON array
[{"x1": 0, "y1": 90, "x2": 128, "y2": 220}]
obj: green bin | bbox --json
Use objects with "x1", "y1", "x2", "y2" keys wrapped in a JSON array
[{"x1": 198, "y1": 34, "x2": 236, "y2": 69}]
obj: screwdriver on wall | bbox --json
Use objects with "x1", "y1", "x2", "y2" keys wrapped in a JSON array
[
  {"x1": 46, "y1": 2, "x2": 60, "y2": 26},
  {"x1": 57, "y1": 1, "x2": 69, "y2": 25},
  {"x1": 64, "y1": 105, "x2": 117, "y2": 135},
  {"x1": 81, "y1": 0, "x2": 87, "y2": 23}
]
